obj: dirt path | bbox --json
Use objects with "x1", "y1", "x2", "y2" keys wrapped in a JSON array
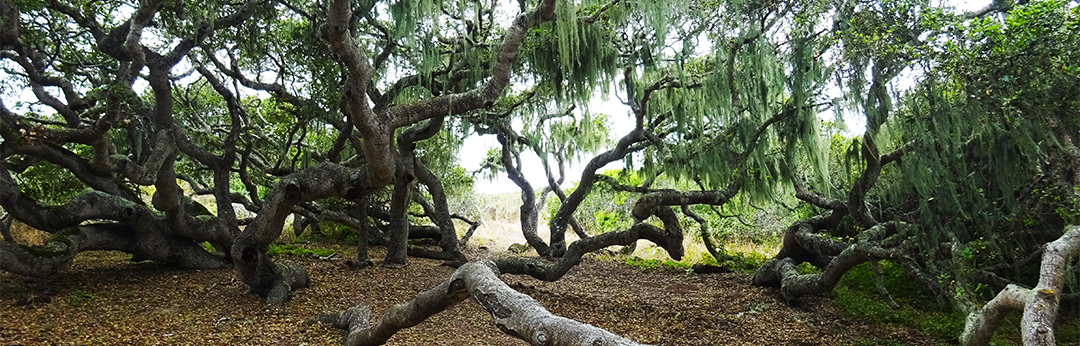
[{"x1": 0, "y1": 245, "x2": 943, "y2": 345}]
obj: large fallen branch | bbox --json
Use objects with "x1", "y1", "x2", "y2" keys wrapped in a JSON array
[
  {"x1": 960, "y1": 224, "x2": 1080, "y2": 346},
  {"x1": 312, "y1": 260, "x2": 648, "y2": 346}
]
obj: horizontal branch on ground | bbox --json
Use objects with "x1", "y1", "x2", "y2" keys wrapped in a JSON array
[
  {"x1": 312, "y1": 260, "x2": 649, "y2": 346},
  {"x1": 496, "y1": 220, "x2": 683, "y2": 282}
]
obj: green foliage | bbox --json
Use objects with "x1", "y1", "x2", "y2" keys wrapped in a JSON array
[
  {"x1": 523, "y1": 1, "x2": 620, "y2": 103},
  {"x1": 474, "y1": 147, "x2": 505, "y2": 182},
  {"x1": 1057, "y1": 317, "x2": 1080, "y2": 344},
  {"x1": 13, "y1": 160, "x2": 87, "y2": 204},
  {"x1": 860, "y1": 1, "x2": 1080, "y2": 302},
  {"x1": 312, "y1": 221, "x2": 358, "y2": 243},
  {"x1": 9, "y1": 2, "x2": 1080, "y2": 337},
  {"x1": 414, "y1": 128, "x2": 475, "y2": 199},
  {"x1": 557, "y1": 167, "x2": 796, "y2": 258},
  {"x1": 593, "y1": 210, "x2": 627, "y2": 232},
  {"x1": 526, "y1": 111, "x2": 611, "y2": 164},
  {"x1": 414, "y1": 126, "x2": 467, "y2": 174},
  {"x1": 549, "y1": 169, "x2": 642, "y2": 236}
]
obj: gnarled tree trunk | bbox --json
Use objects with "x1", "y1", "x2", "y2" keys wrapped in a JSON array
[
  {"x1": 231, "y1": 163, "x2": 367, "y2": 304},
  {"x1": 312, "y1": 260, "x2": 649, "y2": 346}
]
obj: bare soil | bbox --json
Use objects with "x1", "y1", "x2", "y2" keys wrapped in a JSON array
[{"x1": 0, "y1": 244, "x2": 946, "y2": 345}]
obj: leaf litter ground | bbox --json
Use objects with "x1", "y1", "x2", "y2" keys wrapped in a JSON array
[{"x1": 0, "y1": 244, "x2": 944, "y2": 345}]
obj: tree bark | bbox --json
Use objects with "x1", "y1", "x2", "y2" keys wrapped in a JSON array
[
  {"x1": 753, "y1": 221, "x2": 902, "y2": 303},
  {"x1": 548, "y1": 121, "x2": 644, "y2": 257},
  {"x1": 1, "y1": 212, "x2": 13, "y2": 242},
  {"x1": 0, "y1": 223, "x2": 224, "y2": 277},
  {"x1": 495, "y1": 128, "x2": 549, "y2": 255},
  {"x1": 327, "y1": 0, "x2": 558, "y2": 188},
  {"x1": 353, "y1": 197, "x2": 373, "y2": 268},
  {"x1": 414, "y1": 160, "x2": 467, "y2": 266},
  {"x1": 496, "y1": 220, "x2": 683, "y2": 281},
  {"x1": 384, "y1": 117, "x2": 444, "y2": 267},
  {"x1": 458, "y1": 214, "x2": 483, "y2": 246},
  {"x1": 681, "y1": 205, "x2": 729, "y2": 262},
  {"x1": 293, "y1": 213, "x2": 308, "y2": 238},
  {"x1": 546, "y1": 68, "x2": 656, "y2": 258},
  {"x1": 539, "y1": 149, "x2": 588, "y2": 240},
  {"x1": 0, "y1": 167, "x2": 229, "y2": 276},
  {"x1": 231, "y1": 163, "x2": 366, "y2": 303},
  {"x1": 960, "y1": 224, "x2": 1080, "y2": 346},
  {"x1": 312, "y1": 261, "x2": 649, "y2": 346},
  {"x1": 384, "y1": 165, "x2": 412, "y2": 267}
]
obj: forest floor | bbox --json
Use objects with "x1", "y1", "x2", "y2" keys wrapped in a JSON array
[{"x1": 0, "y1": 244, "x2": 952, "y2": 346}]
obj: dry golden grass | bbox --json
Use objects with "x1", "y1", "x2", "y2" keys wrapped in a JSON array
[{"x1": 3, "y1": 221, "x2": 49, "y2": 247}]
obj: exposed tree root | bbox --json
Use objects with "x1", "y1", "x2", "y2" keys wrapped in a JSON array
[
  {"x1": 233, "y1": 242, "x2": 311, "y2": 305},
  {"x1": 960, "y1": 224, "x2": 1080, "y2": 346},
  {"x1": 312, "y1": 260, "x2": 648, "y2": 346},
  {"x1": 406, "y1": 245, "x2": 468, "y2": 267},
  {"x1": 266, "y1": 261, "x2": 311, "y2": 305}
]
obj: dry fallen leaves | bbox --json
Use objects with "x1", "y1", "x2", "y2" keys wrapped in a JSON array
[{"x1": 0, "y1": 245, "x2": 943, "y2": 345}]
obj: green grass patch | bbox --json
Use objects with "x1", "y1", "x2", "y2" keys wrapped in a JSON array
[
  {"x1": 623, "y1": 257, "x2": 692, "y2": 272},
  {"x1": 831, "y1": 261, "x2": 1025, "y2": 345},
  {"x1": 65, "y1": 289, "x2": 96, "y2": 306},
  {"x1": 267, "y1": 243, "x2": 338, "y2": 258},
  {"x1": 620, "y1": 247, "x2": 770, "y2": 274},
  {"x1": 833, "y1": 283, "x2": 964, "y2": 338}
]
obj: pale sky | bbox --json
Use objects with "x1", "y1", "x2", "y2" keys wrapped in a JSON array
[{"x1": 461, "y1": 93, "x2": 633, "y2": 194}]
